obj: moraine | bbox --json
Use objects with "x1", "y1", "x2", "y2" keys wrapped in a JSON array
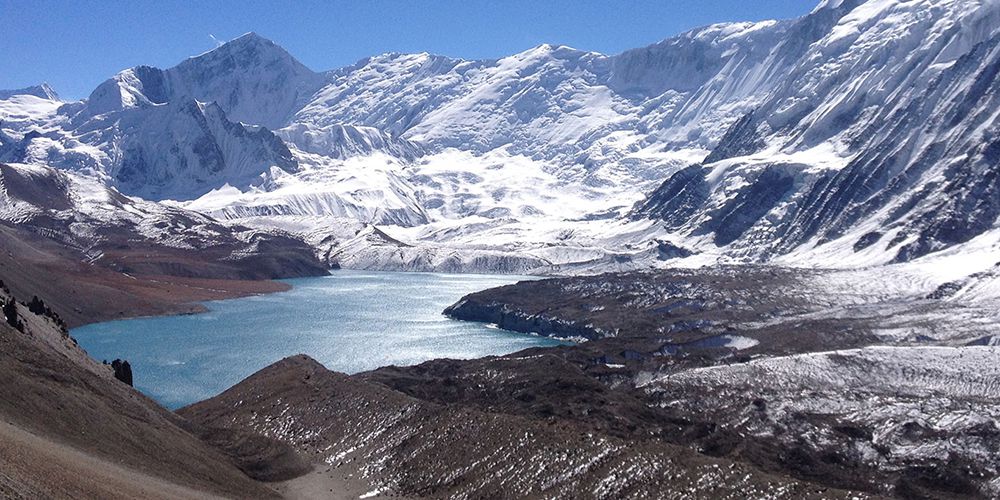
[{"x1": 72, "y1": 271, "x2": 565, "y2": 409}]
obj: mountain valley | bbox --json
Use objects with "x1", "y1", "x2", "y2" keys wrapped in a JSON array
[{"x1": 3, "y1": 0, "x2": 1000, "y2": 497}]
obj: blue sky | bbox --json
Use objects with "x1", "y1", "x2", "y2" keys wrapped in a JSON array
[{"x1": 2, "y1": 0, "x2": 818, "y2": 100}]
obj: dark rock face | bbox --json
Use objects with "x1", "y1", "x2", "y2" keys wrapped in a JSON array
[
  {"x1": 131, "y1": 66, "x2": 169, "y2": 104},
  {"x1": 632, "y1": 164, "x2": 795, "y2": 248},
  {"x1": 892, "y1": 138, "x2": 1000, "y2": 262},
  {"x1": 853, "y1": 231, "x2": 883, "y2": 251},
  {"x1": 700, "y1": 166, "x2": 794, "y2": 246},
  {"x1": 3, "y1": 297, "x2": 22, "y2": 332},
  {"x1": 630, "y1": 165, "x2": 708, "y2": 226},
  {"x1": 111, "y1": 359, "x2": 133, "y2": 386},
  {"x1": 655, "y1": 240, "x2": 694, "y2": 260},
  {"x1": 703, "y1": 111, "x2": 765, "y2": 164}
]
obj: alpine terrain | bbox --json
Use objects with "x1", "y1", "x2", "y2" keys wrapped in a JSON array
[{"x1": 2, "y1": 0, "x2": 1000, "y2": 498}]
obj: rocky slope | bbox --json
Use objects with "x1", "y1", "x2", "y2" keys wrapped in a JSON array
[
  {"x1": 440, "y1": 267, "x2": 1000, "y2": 497},
  {"x1": 0, "y1": 283, "x2": 284, "y2": 498},
  {"x1": 181, "y1": 354, "x2": 868, "y2": 499}
]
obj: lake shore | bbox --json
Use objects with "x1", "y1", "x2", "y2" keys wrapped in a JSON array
[{"x1": 72, "y1": 271, "x2": 558, "y2": 409}]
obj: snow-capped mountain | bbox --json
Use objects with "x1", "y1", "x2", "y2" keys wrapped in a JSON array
[
  {"x1": 0, "y1": 33, "x2": 330, "y2": 200},
  {"x1": 0, "y1": 83, "x2": 59, "y2": 101},
  {"x1": 78, "y1": 33, "x2": 325, "y2": 129},
  {"x1": 2, "y1": 0, "x2": 1000, "y2": 283},
  {"x1": 0, "y1": 67, "x2": 302, "y2": 200}
]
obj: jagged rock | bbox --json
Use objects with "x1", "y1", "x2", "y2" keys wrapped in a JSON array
[{"x1": 111, "y1": 359, "x2": 133, "y2": 387}]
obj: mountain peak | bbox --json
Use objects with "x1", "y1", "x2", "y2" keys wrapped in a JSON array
[
  {"x1": 0, "y1": 83, "x2": 60, "y2": 101},
  {"x1": 512, "y1": 43, "x2": 593, "y2": 62},
  {"x1": 189, "y1": 31, "x2": 298, "y2": 66},
  {"x1": 528, "y1": 43, "x2": 582, "y2": 53},
  {"x1": 235, "y1": 31, "x2": 264, "y2": 41},
  {"x1": 221, "y1": 31, "x2": 273, "y2": 50},
  {"x1": 161, "y1": 32, "x2": 326, "y2": 129}
]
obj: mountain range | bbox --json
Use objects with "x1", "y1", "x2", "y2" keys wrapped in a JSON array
[
  {"x1": 5, "y1": 0, "x2": 1000, "y2": 497},
  {"x1": 2, "y1": 0, "x2": 1000, "y2": 290}
]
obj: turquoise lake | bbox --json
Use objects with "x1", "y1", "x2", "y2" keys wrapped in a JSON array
[{"x1": 72, "y1": 271, "x2": 563, "y2": 409}]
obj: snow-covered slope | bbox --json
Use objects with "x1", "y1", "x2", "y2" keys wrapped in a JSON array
[
  {"x1": 634, "y1": 0, "x2": 1000, "y2": 267},
  {"x1": 182, "y1": 151, "x2": 429, "y2": 226}
]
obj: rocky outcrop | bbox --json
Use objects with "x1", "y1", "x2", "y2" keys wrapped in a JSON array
[
  {"x1": 110, "y1": 359, "x2": 133, "y2": 386},
  {"x1": 629, "y1": 165, "x2": 708, "y2": 227},
  {"x1": 699, "y1": 165, "x2": 795, "y2": 246}
]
